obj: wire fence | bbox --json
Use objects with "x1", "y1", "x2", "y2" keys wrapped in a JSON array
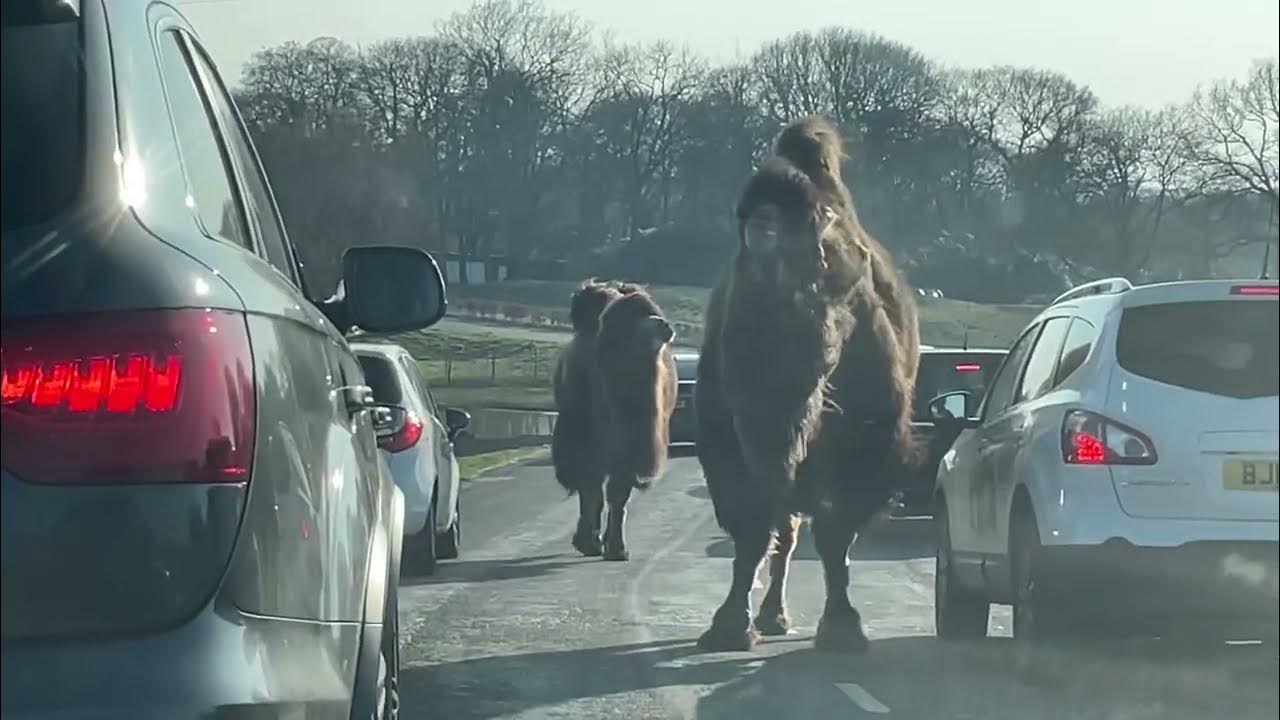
[{"x1": 393, "y1": 331, "x2": 560, "y2": 385}]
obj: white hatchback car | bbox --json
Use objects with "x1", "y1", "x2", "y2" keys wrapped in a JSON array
[
  {"x1": 931, "y1": 278, "x2": 1278, "y2": 658},
  {"x1": 353, "y1": 342, "x2": 469, "y2": 576}
]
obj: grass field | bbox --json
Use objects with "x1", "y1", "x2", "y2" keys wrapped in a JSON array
[
  {"x1": 454, "y1": 280, "x2": 1039, "y2": 349},
  {"x1": 458, "y1": 446, "x2": 550, "y2": 480},
  {"x1": 390, "y1": 280, "x2": 1042, "y2": 412}
]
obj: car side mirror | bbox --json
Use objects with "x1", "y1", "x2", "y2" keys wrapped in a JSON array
[
  {"x1": 928, "y1": 391, "x2": 978, "y2": 427},
  {"x1": 325, "y1": 246, "x2": 447, "y2": 335},
  {"x1": 372, "y1": 404, "x2": 409, "y2": 446},
  {"x1": 444, "y1": 407, "x2": 471, "y2": 441}
]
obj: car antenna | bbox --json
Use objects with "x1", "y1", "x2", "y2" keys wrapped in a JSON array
[
  {"x1": 962, "y1": 326, "x2": 969, "y2": 351},
  {"x1": 1261, "y1": 241, "x2": 1272, "y2": 280}
]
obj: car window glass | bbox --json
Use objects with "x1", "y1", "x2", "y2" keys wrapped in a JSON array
[
  {"x1": 912, "y1": 352, "x2": 1004, "y2": 420},
  {"x1": 356, "y1": 354, "x2": 403, "y2": 404},
  {"x1": 156, "y1": 31, "x2": 250, "y2": 250},
  {"x1": 1016, "y1": 317, "x2": 1071, "y2": 404},
  {"x1": 186, "y1": 39, "x2": 297, "y2": 284},
  {"x1": 981, "y1": 324, "x2": 1039, "y2": 420},
  {"x1": 1117, "y1": 301, "x2": 1278, "y2": 399},
  {"x1": 1, "y1": 19, "x2": 82, "y2": 232},
  {"x1": 398, "y1": 355, "x2": 438, "y2": 416},
  {"x1": 1054, "y1": 318, "x2": 1099, "y2": 385}
]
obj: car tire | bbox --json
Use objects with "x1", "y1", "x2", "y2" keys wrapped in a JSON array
[
  {"x1": 1011, "y1": 506, "x2": 1070, "y2": 683},
  {"x1": 934, "y1": 500, "x2": 989, "y2": 640},
  {"x1": 376, "y1": 579, "x2": 401, "y2": 720},
  {"x1": 435, "y1": 498, "x2": 460, "y2": 560},
  {"x1": 401, "y1": 494, "x2": 437, "y2": 577}
]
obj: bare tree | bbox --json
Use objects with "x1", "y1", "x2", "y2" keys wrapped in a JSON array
[
  {"x1": 590, "y1": 40, "x2": 706, "y2": 238},
  {"x1": 1186, "y1": 58, "x2": 1279, "y2": 260},
  {"x1": 1077, "y1": 107, "x2": 1195, "y2": 274}
]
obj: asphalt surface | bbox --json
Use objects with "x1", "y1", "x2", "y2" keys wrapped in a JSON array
[{"x1": 397, "y1": 455, "x2": 1279, "y2": 719}]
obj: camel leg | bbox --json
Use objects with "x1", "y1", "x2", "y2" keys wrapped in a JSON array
[
  {"x1": 755, "y1": 514, "x2": 801, "y2": 636},
  {"x1": 812, "y1": 509, "x2": 869, "y2": 653},
  {"x1": 602, "y1": 474, "x2": 634, "y2": 561},
  {"x1": 572, "y1": 479, "x2": 605, "y2": 557},
  {"x1": 697, "y1": 510, "x2": 771, "y2": 651}
]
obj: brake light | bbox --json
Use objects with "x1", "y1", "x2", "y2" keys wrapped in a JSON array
[
  {"x1": 1, "y1": 309, "x2": 255, "y2": 485},
  {"x1": 1230, "y1": 284, "x2": 1279, "y2": 296},
  {"x1": 1062, "y1": 410, "x2": 1156, "y2": 466},
  {"x1": 954, "y1": 363, "x2": 982, "y2": 373},
  {"x1": 379, "y1": 411, "x2": 424, "y2": 454}
]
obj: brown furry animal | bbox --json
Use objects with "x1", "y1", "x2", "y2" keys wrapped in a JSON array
[
  {"x1": 695, "y1": 116, "x2": 920, "y2": 652},
  {"x1": 552, "y1": 280, "x2": 678, "y2": 560}
]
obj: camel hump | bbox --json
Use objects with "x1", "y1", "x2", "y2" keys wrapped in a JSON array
[
  {"x1": 774, "y1": 115, "x2": 846, "y2": 189},
  {"x1": 569, "y1": 278, "x2": 620, "y2": 335}
]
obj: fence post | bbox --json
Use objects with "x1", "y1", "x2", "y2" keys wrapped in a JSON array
[{"x1": 490, "y1": 352, "x2": 497, "y2": 383}]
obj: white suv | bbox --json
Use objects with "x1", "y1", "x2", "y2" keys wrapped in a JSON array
[{"x1": 931, "y1": 278, "x2": 1278, "y2": 658}]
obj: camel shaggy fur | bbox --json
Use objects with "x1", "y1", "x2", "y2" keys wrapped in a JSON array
[
  {"x1": 552, "y1": 280, "x2": 678, "y2": 561},
  {"x1": 695, "y1": 116, "x2": 920, "y2": 652}
]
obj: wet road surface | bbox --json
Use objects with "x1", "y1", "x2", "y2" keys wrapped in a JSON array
[{"x1": 397, "y1": 455, "x2": 1279, "y2": 719}]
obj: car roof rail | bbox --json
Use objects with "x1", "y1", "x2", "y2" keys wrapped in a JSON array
[{"x1": 1049, "y1": 277, "x2": 1133, "y2": 306}]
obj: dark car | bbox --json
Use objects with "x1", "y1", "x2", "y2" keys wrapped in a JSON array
[
  {"x1": 1, "y1": 1, "x2": 445, "y2": 717},
  {"x1": 896, "y1": 347, "x2": 1008, "y2": 515},
  {"x1": 669, "y1": 352, "x2": 698, "y2": 444}
]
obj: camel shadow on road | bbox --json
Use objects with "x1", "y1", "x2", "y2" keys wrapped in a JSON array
[
  {"x1": 400, "y1": 632, "x2": 1277, "y2": 719},
  {"x1": 702, "y1": 516, "x2": 936, "y2": 563},
  {"x1": 400, "y1": 553, "x2": 583, "y2": 587}
]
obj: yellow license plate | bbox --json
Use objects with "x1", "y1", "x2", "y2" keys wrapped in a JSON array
[{"x1": 1222, "y1": 459, "x2": 1279, "y2": 491}]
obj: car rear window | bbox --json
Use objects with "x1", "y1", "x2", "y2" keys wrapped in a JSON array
[
  {"x1": 913, "y1": 352, "x2": 1004, "y2": 420},
  {"x1": 357, "y1": 353, "x2": 404, "y2": 404},
  {"x1": 675, "y1": 356, "x2": 698, "y2": 380},
  {"x1": 1116, "y1": 301, "x2": 1279, "y2": 399},
  {"x1": 1, "y1": 13, "x2": 84, "y2": 231}
]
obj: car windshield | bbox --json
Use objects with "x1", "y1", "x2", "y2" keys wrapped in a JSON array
[
  {"x1": 1117, "y1": 300, "x2": 1279, "y2": 399},
  {"x1": 0, "y1": 13, "x2": 83, "y2": 232},
  {"x1": 913, "y1": 352, "x2": 1004, "y2": 419}
]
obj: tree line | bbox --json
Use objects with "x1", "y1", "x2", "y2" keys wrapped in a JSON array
[{"x1": 234, "y1": 0, "x2": 1279, "y2": 303}]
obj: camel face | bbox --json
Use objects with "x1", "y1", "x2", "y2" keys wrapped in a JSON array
[{"x1": 641, "y1": 314, "x2": 675, "y2": 352}]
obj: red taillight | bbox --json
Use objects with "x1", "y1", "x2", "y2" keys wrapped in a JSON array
[
  {"x1": 1071, "y1": 430, "x2": 1107, "y2": 464},
  {"x1": 1230, "y1": 284, "x2": 1279, "y2": 296},
  {"x1": 379, "y1": 411, "x2": 424, "y2": 454},
  {"x1": 1061, "y1": 410, "x2": 1156, "y2": 466},
  {"x1": 1, "y1": 309, "x2": 255, "y2": 485},
  {"x1": 954, "y1": 363, "x2": 982, "y2": 373}
]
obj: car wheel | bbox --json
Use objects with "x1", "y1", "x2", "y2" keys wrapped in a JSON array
[
  {"x1": 375, "y1": 580, "x2": 401, "y2": 720},
  {"x1": 401, "y1": 494, "x2": 437, "y2": 577},
  {"x1": 435, "y1": 498, "x2": 460, "y2": 560},
  {"x1": 934, "y1": 500, "x2": 989, "y2": 640},
  {"x1": 1011, "y1": 507, "x2": 1069, "y2": 682}
]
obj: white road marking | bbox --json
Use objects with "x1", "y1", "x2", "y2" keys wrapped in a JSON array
[{"x1": 835, "y1": 683, "x2": 891, "y2": 714}]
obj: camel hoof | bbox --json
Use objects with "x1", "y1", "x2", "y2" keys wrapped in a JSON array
[
  {"x1": 754, "y1": 611, "x2": 793, "y2": 637},
  {"x1": 602, "y1": 544, "x2": 630, "y2": 562},
  {"x1": 814, "y1": 613, "x2": 869, "y2": 654},
  {"x1": 572, "y1": 531, "x2": 603, "y2": 557},
  {"x1": 697, "y1": 623, "x2": 760, "y2": 652}
]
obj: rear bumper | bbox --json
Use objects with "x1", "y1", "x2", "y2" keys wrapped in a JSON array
[
  {"x1": 385, "y1": 447, "x2": 433, "y2": 536},
  {"x1": 1038, "y1": 540, "x2": 1280, "y2": 633},
  {"x1": 0, "y1": 604, "x2": 361, "y2": 719}
]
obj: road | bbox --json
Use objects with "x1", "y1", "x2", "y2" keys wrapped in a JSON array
[{"x1": 397, "y1": 456, "x2": 1279, "y2": 719}]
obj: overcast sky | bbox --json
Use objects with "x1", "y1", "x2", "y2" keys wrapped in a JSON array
[{"x1": 179, "y1": 0, "x2": 1279, "y2": 108}]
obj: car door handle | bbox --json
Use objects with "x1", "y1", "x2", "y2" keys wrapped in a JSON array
[{"x1": 336, "y1": 385, "x2": 375, "y2": 414}]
